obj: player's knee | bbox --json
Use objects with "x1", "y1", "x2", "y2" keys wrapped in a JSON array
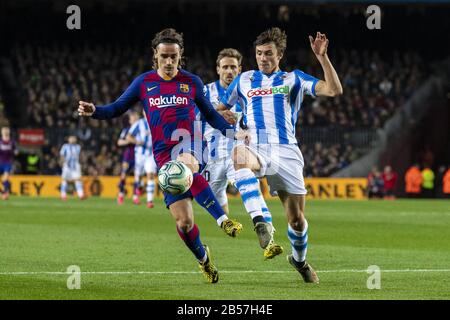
[{"x1": 176, "y1": 217, "x2": 194, "y2": 232}]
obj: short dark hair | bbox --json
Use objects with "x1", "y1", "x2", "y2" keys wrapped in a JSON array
[
  {"x1": 253, "y1": 27, "x2": 287, "y2": 57},
  {"x1": 216, "y1": 48, "x2": 243, "y2": 67},
  {"x1": 151, "y1": 28, "x2": 185, "y2": 69}
]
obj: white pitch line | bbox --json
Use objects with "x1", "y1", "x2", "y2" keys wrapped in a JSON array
[{"x1": 1, "y1": 269, "x2": 450, "y2": 275}]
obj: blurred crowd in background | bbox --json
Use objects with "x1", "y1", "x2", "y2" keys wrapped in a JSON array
[{"x1": 367, "y1": 164, "x2": 450, "y2": 199}]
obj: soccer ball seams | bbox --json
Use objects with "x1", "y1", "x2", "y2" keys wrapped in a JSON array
[{"x1": 158, "y1": 160, "x2": 193, "y2": 195}]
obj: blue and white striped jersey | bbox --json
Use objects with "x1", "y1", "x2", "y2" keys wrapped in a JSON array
[
  {"x1": 129, "y1": 118, "x2": 153, "y2": 157},
  {"x1": 221, "y1": 70, "x2": 318, "y2": 145},
  {"x1": 60, "y1": 143, "x2": 81, "y2": 170},
  {"x1": 119, "y1": 127, "x2": 130, "y2": 140},
  {"x1": 203, "y1": 80, "x2": 242, "y2": 160}
]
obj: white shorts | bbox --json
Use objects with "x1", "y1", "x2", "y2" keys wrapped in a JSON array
[
  {"x1": 62, "y1": 164, "x2": 81, "y2": 181},
  {"x1": 202, "y1": 158, "x2": 235, "y2": 207},
  {"x1": 239, "y1": 143, "x2": 307, "y2": 196},
  {"x1": 135, "y1": 155, "x2": 157, "y2": 178}
]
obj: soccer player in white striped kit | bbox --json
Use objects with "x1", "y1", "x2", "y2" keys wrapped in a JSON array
[
  {"x1": 60, "y1": 135, "x2": 85, "y2": 200},
  {"x1": 219, "y1": 28, "x2": 343, "y2": 283},
  {"x1": 202, "y1": 48, "x2": 271, "y2": 236},
  {"x1": 202, "y1": 49, "x2": 242, "y2": 216},
  {"x1": 127, "y1": 114, "x2": 157, "y2": 208}
]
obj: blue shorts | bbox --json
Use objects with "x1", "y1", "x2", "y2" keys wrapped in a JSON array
[
  {"x1": 163, "y1": 190, "x2": 194, "y2": 209},
  {"x1": 161, "y1": 139, "x2": 208, "y2": 209},
  {"x1": 0, "y1": 163, "x2": 12, "y2": 174},
  {"x1": 121, "y1": 160, "x2": 135, "y2": 174}
]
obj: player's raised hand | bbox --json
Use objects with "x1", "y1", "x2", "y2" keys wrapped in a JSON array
[
  {"x1": 309, "y1": 32, "x2": 329, "y2": 57},
  {"x1": 78, "y1": 101, "x2": 96, "y2": 116},
  {"x1": 219, "y1": 110, "x2": 237, "y2": 125}
]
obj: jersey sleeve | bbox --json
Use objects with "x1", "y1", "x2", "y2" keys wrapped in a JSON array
[
  {"x1": 295, "y1": 70, "x2": 319, "y2": 97},
  {"x1": 193, "y1": 75, "x2": 234, "y2": 137},
  {"x1": 119, "y1": 128, "x2": 128, "y2": 140},
  {"x1": 129, "y1": 121, "x2": 140, "y2": 138},
  {"x1": 60, "y1": 145, "x2": 66, "y2": 157},
  {"x1": 220, "y1": 75, "x2": 241, "y2": 109},
  {"x1": 92, "y1": 75, "x2": 142, "y2": 120}
]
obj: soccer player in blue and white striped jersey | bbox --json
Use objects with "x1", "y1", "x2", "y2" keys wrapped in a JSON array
[
  {"x1": 127, "y1": 114, "x2": 157, "y2": 208},
  {"x1": 202, "y1": 49, "x2": 243, "y2": 212},
  {"x1": 218, "y1": 28, "x2": 343, "y2": 283},
  {"x1": 60, "y1": 135, "x2": 85, "y2": 200}
]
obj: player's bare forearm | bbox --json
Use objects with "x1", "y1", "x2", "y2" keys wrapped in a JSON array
[
  {"x1": 316, "y1": 54, "x2": 343, "y2": 97},
  {"x1": 309, "y1": 32, "x2": 343, "y2": 97},
  {"x1": 126, "y1": 135, "x2": 142, "y2": 145},
  {"x1": 117, "y1": 139, "x2": 129, "y2": 147}
]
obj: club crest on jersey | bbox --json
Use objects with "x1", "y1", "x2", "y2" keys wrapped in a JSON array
[{"x1": 179, "y1": 83, "x2": 190, "y2": 93}]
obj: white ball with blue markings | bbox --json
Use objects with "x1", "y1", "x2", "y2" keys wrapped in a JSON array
[{"x1": 158, "y1": 160, "x2": 193, "y2": 195}]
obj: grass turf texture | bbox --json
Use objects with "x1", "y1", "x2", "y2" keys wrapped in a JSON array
[{"x1": 0, "y1": 197, "x2": 449, "y2": 299}]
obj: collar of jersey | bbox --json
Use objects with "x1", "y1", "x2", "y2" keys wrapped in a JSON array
[
  {"x1": 215, "y1": 80, "x2": 227, "y2": 95},
  {"x1": 156, "y1": 69, "x2": 179, "y2": 81},
  {"x1": 258, "y1": 69, "x2": 283, "y2": 78}
]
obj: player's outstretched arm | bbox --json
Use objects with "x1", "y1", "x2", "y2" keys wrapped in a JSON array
[
  {"x1": 78, "y1": 76, "x2": 141, "y2": 119},
  {"x1": 309, "y1": 32, "x2": 343, "y2": 97}
]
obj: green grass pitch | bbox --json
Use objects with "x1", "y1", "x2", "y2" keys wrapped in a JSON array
[{"x1": 0, "y1": 197, "x2": 449, "y2": 299}]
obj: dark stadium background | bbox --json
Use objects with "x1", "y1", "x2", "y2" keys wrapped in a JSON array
[{"x1": 1, "y1": 0, "x2": 449, "y2": 197}]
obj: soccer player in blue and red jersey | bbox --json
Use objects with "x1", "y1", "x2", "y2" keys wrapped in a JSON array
[
  {"x1": 78, "y1": 28, "x2": 242, "y2": 283},
  {"x1": 116, "y1": 111, "x2": 138, "y2": 205},
  {"x1": 0, "y1": 127, "x2": 17, "y2": 200}
]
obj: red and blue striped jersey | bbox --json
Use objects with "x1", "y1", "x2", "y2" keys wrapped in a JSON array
[
  {"x1": 92, "y1": 69, "x2": 234, "y2": 167},
  {"x1": 0, "y1": 139, "x2": 16, "y2": 164},
  {"x1": 118, "y1": 127, "x2": 135, "y2": 163}
]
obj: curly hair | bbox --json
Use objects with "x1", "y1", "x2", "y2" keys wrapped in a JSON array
[
  {"x1": 151, "y1": 28, "x2": 185, "y2": 69},
  {"x1": 253, "y1": 27, "x2": 287, "y2": 57}
]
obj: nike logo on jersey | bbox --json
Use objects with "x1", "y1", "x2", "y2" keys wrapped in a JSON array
[{"x1": 147, "y1": 86, "x2": 158, "y2": 92}]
